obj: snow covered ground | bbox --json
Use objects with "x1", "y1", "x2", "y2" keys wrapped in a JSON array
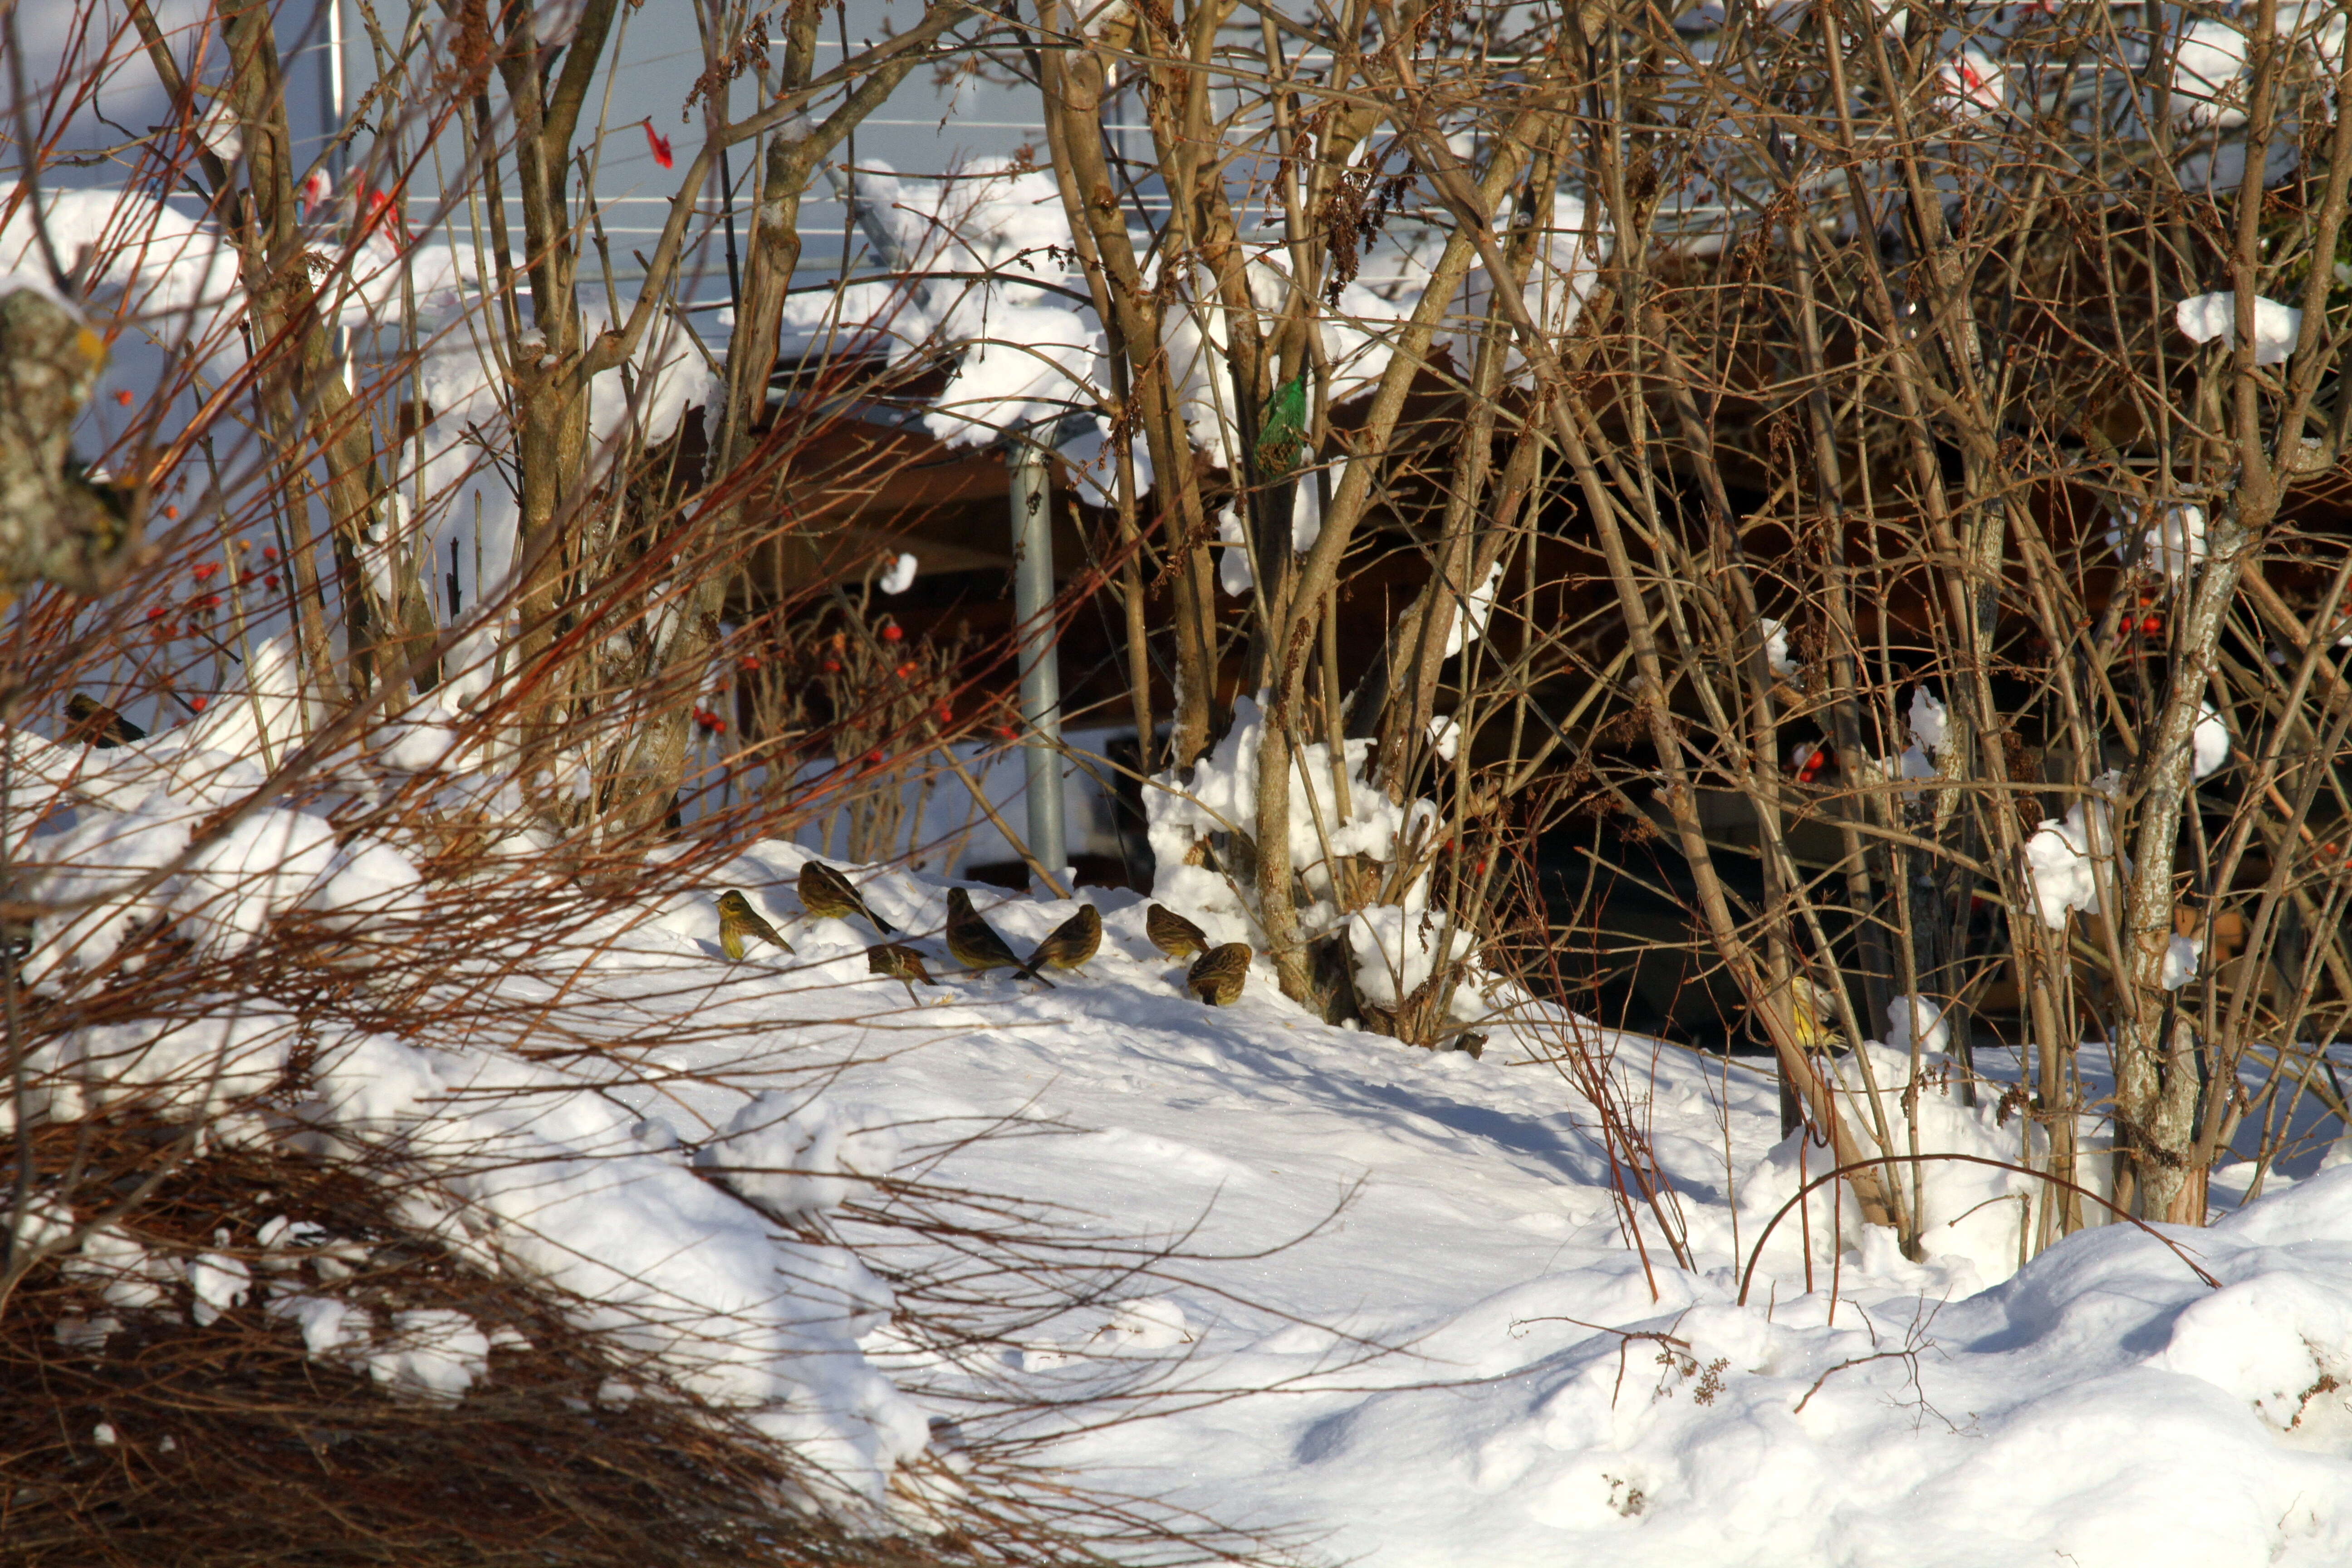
[
  {"x1": 493, "y1": 841, "x2": 2352, "y2": 1568},
  {"x1": 20, "y1": 725, "x2": 2352, "y2": 1562}
]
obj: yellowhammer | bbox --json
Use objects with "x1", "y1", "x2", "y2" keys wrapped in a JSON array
[
  {"x1": 867, "y1": 942, "x2": 937, "y2": 1004},
  {"x1": 799, "y1": 861, "x2": 896, "y2": 935},
  {"x1": 1023, "y1": 904, "x2": 1101, "y2": 973},
  {"x1": 944, "y1": 887, "x2": 1056, "y2": 988},
  {"x1": 1186, "y1": 942, "x2": 1251, "y2": 1006},
  {"x1": 1146, "y1": 903, "x2": 1209, "y2": 960},
  {"x1": 717, "y1": 890, "x2": 794, "y2": 961}
]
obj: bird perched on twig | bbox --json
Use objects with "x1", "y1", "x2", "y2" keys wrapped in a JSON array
[
  {"x1": 65, "y1": 692, "x2": 143, "y2": 748},
  {"x1": 799, "y1": 860, "x2": 897, "y2": 935},
  {"x1": 717, "y1": 890, "x2": 795, "y2": 961},
  {"x1": 867, "y1": 943, "x2": 937, "y2": 1004},
  {"x1": 1146, "y1": 903, "x2": 1209, "y2": 961},
  {"x1": 944, "y1": 887, "x2": 1056, "y2": 988},
  {"x1": 1186, "y1": 942, "x2": 1251, "y2": 1006},
  {"x1": 1023, "y1": 903, "x2": 1101, "y2": 974},
  {"x1": 1780, "y1": 977, "x2": 1846, "y2": 1054}
]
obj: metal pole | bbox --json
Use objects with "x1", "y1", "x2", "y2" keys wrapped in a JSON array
[
  {"x1": 325, "y1": 0, "x2": 347, "y2": 185},
  {"x1": 1010, "y1": 439, "x2": 1067, "y2": 884}
]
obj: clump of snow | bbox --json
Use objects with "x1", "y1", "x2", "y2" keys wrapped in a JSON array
[
  {"x1": 836, "y1": 160, "x2": 1104, "y2": 451},
  {"x1": 2176, "y1": 292, "x2": 2300, "y2": 363},
  {"x1": 1347, "y1": 900, "x2": 1477, "y2": 1009},
  {"x1": 1, "y1": 190, "x2": 240, "y2": 360},
  {"x1": 1144, "y1": 696, "x2": 1437, "y2": 936},
  {"x1": 266, "y1": 1292, "x2": 367, "y2": 1356},
  {"x1": 187, "y1": 1247, "x2": 251, "y2": 1327},
  {"x1": 2021, "y1": 786, "x2": 2126, "y2": 931},
  {"x1": 195, "y1": 101, "x2": 243, "y2": 161},
  {"x1": 280, "y1": 1029, "x2": 924, "y2": 1503},
  {"x1": 879, "y1": 552, "x2": 918, "y2": 594},
  {"x1": 1215, "y1": 507, "x2": 1254, "y2": 597},
  {"x1": 65, "y1": 1228, "x2": 179, "y2": 1311},
  {"x1": 2275, "y1": 0, "x2": 2350, "y2": 68},
  {"x1": 2107, "y1": 501, "x2": 2208, "y2": 582},
  {"x1": 8, "y1": 1011, "x2": 300, "y2": 1130},
  {"x1": 2164, "y1": 931, "x2": 2204, "y2": 990},
  {"x1": 1885, "y1": 994, "x2": 1950, "y2": 1054},
  {"x1": 365, "y1": 1309, "x2": 492, "y2": 1402},
  {"x1": 1427, "y1": 715, "x2": 1461, "y2": 763},
  {"x1": 2193, "y1": 699, "x2": 2230, "y2": 779},
  {"x1": 302, "y1": 839, "x2": 428, "y2": 932},
  {"x1": 19, "y1": 790, "x2": 333, "y2": 982},
  {"x1": 693, "y1": 1093, "x2": 902, "y2": 1219},
  {"x1": 1760, "y1": 617, "x2": 1800, "y2": 676},
  {"x1": 1460, "y1": 194, "x2": 1611, "y2": 373},
  {"x1": 1290, "y1": 461, "x2": 1337, "y2": 552},
  {"x1": 1442, "y1": 559, "x2": 1507, "y2": 657},
  {"x1": 2154, "y1": 1271, "x2": 2352, "y2": 1433},
  {"x1": 1908, "y1": 686, "x2": 1949, "y2": 758},
  {"x1": 2171, "y1": 18, "x2": 2251, "y2": 127}
]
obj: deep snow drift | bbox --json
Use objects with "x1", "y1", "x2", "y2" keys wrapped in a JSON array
[
  {"x1": 642, "y1": 845, "x2": 2352, "y2": 1568},
  {"x1": 19, "y1": 752, "x2": 2352, "y2": 1560}
]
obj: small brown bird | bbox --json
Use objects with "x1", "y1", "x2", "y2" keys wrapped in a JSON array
[
  {"x1": 1145, "y1": 903, "x2": 1209, "y2": 961},
  {"x1": 799, "y1": 861, "x2": 896, "y2": 935},
  {"x1": 943, "y1": 887, "x2": 1056, "y2": 988},
  {"x1": 65, "y1": 692, "x2": 144, "y2": 749},
  {"x1": 1186, "y1": 942, "x2": 1251, "y2": 1006},
  {"x1": 867, "y1": 943, "x2": 937, "y2": 1004},
  {"x1": 1023, "y1": 903, "x2": 1102, "y2": 974},
  {"x1": 717, "y1": 890, "x2": 795, "y2": 961}
]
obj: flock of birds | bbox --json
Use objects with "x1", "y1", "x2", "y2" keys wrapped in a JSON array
[{"x1": 715, "y1": 864, "x2": 1254, "y2": 1007}]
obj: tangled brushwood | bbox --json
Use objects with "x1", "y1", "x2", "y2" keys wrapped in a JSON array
[{"x1": 3, "y1": 1133, "x2": 942, "y2": 1567}]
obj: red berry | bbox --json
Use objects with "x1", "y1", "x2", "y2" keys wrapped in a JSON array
[
  {"x1": 114, "y1": 390, "x2": 132, "y2": 406},
  {"x1": 262, "y1": 546, "x2": 279, "y2": 561},
  {"x1": 193, "y1": 563, "x2": 219, "y2": 582},
  {"x1": 2141, "y1": 615, "x2": 2163, "y2": 635},
  {"x1": 163, "y1": 505, "x2": 179, "y2": 520},
  {"x1": 821, "y1": 659, "x2": 842, "y2": 674},
  {"x1": 895, "y1": 662, "x2": 916, "y2": 678},
  {"x1": 739, "y1": 655, "x2": 760, "y2": 672},
  {"x1": 146, "y1": 606, "x2": 166, "y2": 620},
  {"x1": 188, "y1": 696, "x2": 207, "y2": 712},
  {"x1": 264, "y1": 575, "x2": 280, "y2": 590},
  {"x1": 882, "y1": 624, "x2": 903, "y2": 642},
  {"x1": 710, "y1": 718, "x2": 726, "y2": 734},
  {"x1": 866, "y1": 748, "x2": 884, "y2": 764}
]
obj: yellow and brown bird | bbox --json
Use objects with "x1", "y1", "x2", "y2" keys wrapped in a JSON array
[
  {"x1": 1779, "y1": 977, "x2": 1846, "y2": 1054},
  {"x1": 867, "y1": 943, "x2": 937, "y2": 1004},
  {"x1": 1023, "y1": 903, "x2": 1101, "y2": 974},
  {"x1": 65, "y1": 692, "x2": 144, "y2": 749},
  {"x1": 1186, "y1": 942, "x2": 1251, "y2": 1006},
  {"x1": 943, "y1": 887, "x2": 1055, "y2": 988},
  {"x1": 717, "y1": 890, "x2": 795, "y2": 961},
  {"x1": 1145, "y1": 903, "x2": 1209, "y2": 961},
  {"x1": 799, "y1": 861, "x2": 896, "y2": 935}
]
